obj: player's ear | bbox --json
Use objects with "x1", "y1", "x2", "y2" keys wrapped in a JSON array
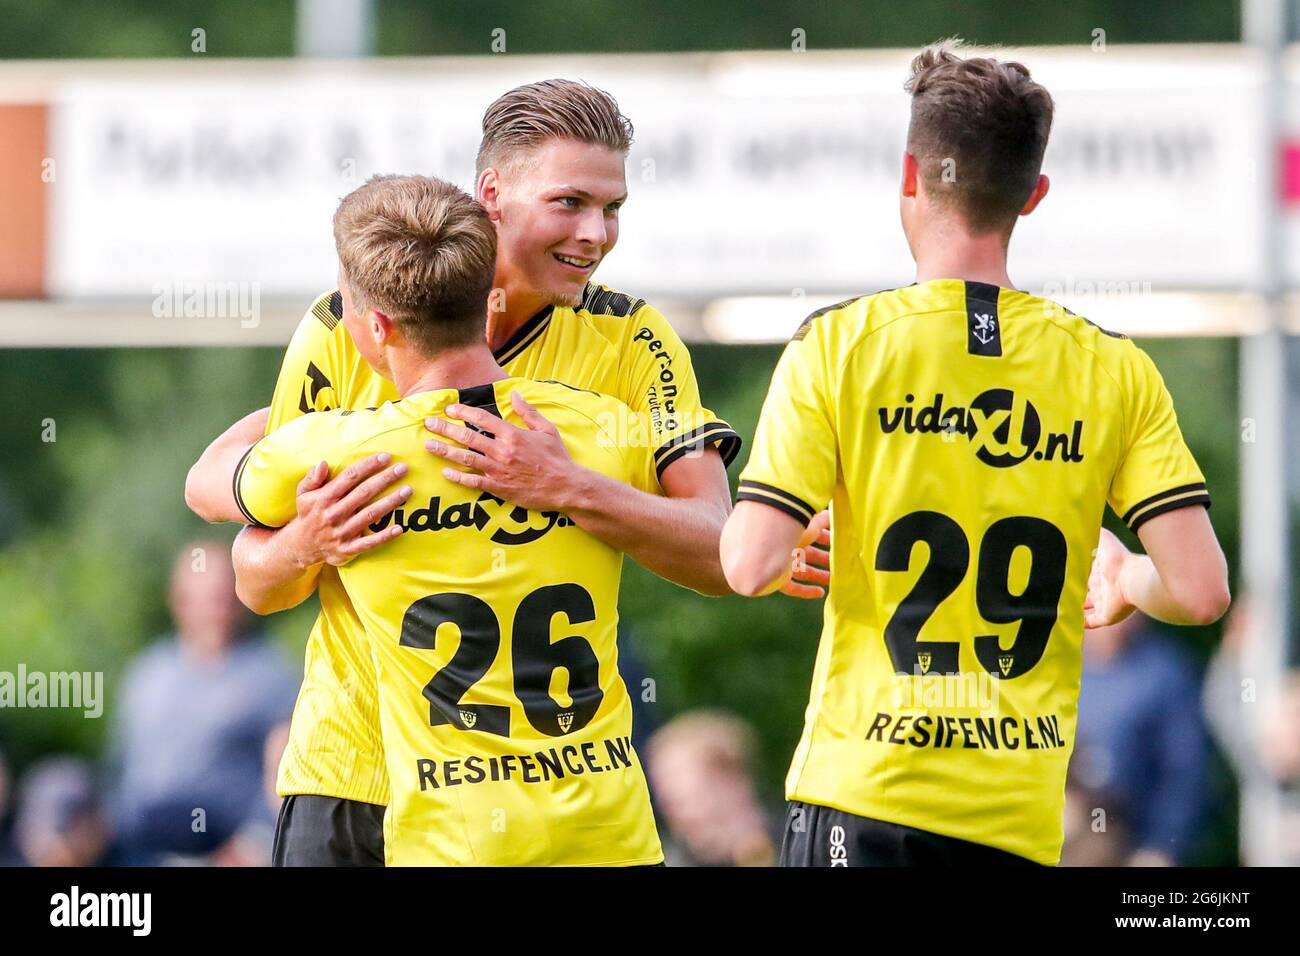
[
  {"x1": 1020, "y1": 174, "x2": 1050, "y2": 216},
  {"x1": 369, "y1": 309, "x2": 394, "y2": 345},
  {"x1": 901, "y1": 152, "x2": 919, "y2": 199},
  {"x1": 478, "y1": 168, "x2": 502, "y2": 221}
]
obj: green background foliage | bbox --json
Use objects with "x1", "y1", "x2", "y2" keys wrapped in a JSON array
[
  {"x1": 0, "y1": 337, "x2": 1241, "y2": 804},
  {"x1": 0, "y1": 1, "x2": 1239, "y2": 60},
  {"x1": 0, "y1": 0, "x2": 1261, "y2": 863}
]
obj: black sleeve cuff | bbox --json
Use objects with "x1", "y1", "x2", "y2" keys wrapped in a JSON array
[
  {"x1": 735, "y1": 479, "x2": 818, "y2": 526},
  {"x1": 232, "y1": 445, "x2": 274, "y2": 530},
  {"x1": 1123, "y1": 482, "x2": 1211, "y2": 533},
  {"x1": 653, "y1": 422, "x2": 742, "y2": 479}
]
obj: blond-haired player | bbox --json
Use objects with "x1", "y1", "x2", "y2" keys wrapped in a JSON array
[
  {"x1": 186, "y1": 80, "x2": 822, "y2": 864},
  {"x1": 220, "y1": 174, "x2": 664, "y2": 864}
]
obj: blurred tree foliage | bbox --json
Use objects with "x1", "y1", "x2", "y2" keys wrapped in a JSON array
[
  {"x1": 0, "y1": 347, "x2": 318, "y2": 767},
  {"x1": 0, "y1": 0, "x2": 1248, "y2": 861},
  {"x1": 0, "y1": 338, "x2": 1241, "y2": 819},
  {"x1": 0, "y1": 0, "x2": 1237, "y2": 60}
]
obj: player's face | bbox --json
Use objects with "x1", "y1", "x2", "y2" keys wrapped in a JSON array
[{"x1": 488, "y1": 138, "x2": 627, "y2": 307}]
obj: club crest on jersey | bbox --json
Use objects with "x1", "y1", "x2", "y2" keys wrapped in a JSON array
[
  {"x1": 369, "y1": 491, "x2": 572, "y2": 544},
  {"x1": 459, "y1": 708, "x2": 478, "y2": 729},
  {"x1": 558, "y1": 712, "x2": 574, "y2": 733},
  {"x1": 297, "y1": 361, "x2": 335, "y2": 414},
  {"x1": 877, "y1": 388, "x2": 1085, "y2": 467},
  {"x1": 998, "y1": 655, "x2": 1014, "y2": 677},
  {"x1": 917, "y1": 652, "x2": 932, "y2": 674}
]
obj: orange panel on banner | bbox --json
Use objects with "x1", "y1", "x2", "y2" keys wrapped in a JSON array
[{"x1": 0, "y1": 103, "x2": 47, "y2": 298}]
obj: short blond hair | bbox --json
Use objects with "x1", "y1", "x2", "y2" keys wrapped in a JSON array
[
  {"x1": 476, "y1": 78, "x2": 634, "y2": 175},
  {"x1": 333, "y1": 175, "x2": 497, "y2": 353}
]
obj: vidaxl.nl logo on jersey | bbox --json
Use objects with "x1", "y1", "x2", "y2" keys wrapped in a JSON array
[
  {"x1": 877, "y1": 388, "x2": 1085, "y2": 467},
  {"x1": 368, "y1": 492, "x2": 573, "y2": 544}
]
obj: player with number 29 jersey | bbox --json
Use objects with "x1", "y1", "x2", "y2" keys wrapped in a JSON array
[
  {"x1": 738, "y1": 279, "x2": 1210, "y2": 865},
  {"x1": 237, "y1": 376, "x2": 664, "y2": 866}
]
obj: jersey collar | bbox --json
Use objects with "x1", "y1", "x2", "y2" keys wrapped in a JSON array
[
  {"x1": 492, "y1": 304, "x2": 555, "y2": 366},
  {"x1": 456, "y1": 382, "x2": 502, "y2": 416}
]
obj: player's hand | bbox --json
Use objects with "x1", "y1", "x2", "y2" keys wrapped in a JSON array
[
  {"x1": 1084, "y1": 527, "x2": 1136, "y2": 629},
  {"x1": 782, "y1": 509, "x2": 831, "y2": 599},
  {"x1": 281, "y1": 453, "x2": 411, "y2": 568},
  {"x1": 424, "y1": 391, "x2": 582, "y2": 511}
]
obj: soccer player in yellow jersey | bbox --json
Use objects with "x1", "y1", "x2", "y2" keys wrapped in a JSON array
[
  {"x1": 229, "y1": 175, "x2": 663, "y2": 865},
  {"x1": 720, "y1": 41, "x2": 1231, "y2": 866},
  {"x1": 185, "y1": 80, "x2": 813, "y2": 865}
]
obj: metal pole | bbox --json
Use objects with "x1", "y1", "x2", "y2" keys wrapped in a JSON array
[
  {"x1": 296, "y1": 0, "x2": 374, "y2": 58},
  {"x1": 1240, "y1": 0, "x2": 1291, "y2": 867}
]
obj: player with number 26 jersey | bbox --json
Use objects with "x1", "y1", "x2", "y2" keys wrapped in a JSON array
[{"x1": 236, "y1": 377, "x2": 664, "y2": 866}]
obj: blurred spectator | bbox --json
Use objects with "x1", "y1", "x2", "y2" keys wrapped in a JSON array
[
  {"x1": 262, "y1": 721, "x2": 291, "y2": 815},
  {"x1": 645, "y1": 710, "x2": 778, "y2": 866},
  {"x1": 1203, "y1": 597, "x2": 1300, "y2": 864},
  {"x1": 616, "y1": 627, "x2": 660, "y2": 757},
  {"x1": 1060, "y1": 779, "x2": 1131, "y2": 867},
  {"x1": 209, "y1": 720, "x2": 291, "y2": 867},
  {"x1": 0, "y1": 748, "x2": 15, "y2": 865},
  {"x1": 1072, "y1": 613, "x2": 1211, "y2": 866},
  {"x1": 13, "y1": 756, "x2": 117, "y2": 866},
  {"x1": 1256, "y1": 673, "x2": 1300, "y2": 783},
  {"x1": 107, "y1": 540, "x2": 296, "y2": 862},
  {"x1": 1204, "y1": 598, "x2": 1255, "y2": 777}
]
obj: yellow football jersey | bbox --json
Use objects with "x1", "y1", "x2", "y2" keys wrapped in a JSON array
[
  {"x1": 262, "y1": 292, "x2": 399, "y2": 806},
  {"x1": 738, "y1": 279, "x2": 1210, "y2": 865},
  {"x1": 238, "y1": 376, "x2": 664, "y2": 865},
  {"x1": 262, "y1": 287, "x2": 739, "y2": 808}
]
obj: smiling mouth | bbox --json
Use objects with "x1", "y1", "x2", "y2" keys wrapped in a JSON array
[{"x1": 554, "y1": 253, "x2": 597, "y2": 271}]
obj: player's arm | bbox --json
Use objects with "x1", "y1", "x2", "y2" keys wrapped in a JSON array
[
  {"x1": 565, "y1": 439, "x2": 734, "y2": 595},
  {"x1": 721, "y1": 502, "x2": 830, "y2": 596},
  {"x1": 220, "y1": 295, "x2": 407, "y2": 613},
  {"x1": 185, "y1": 406, "x2": 271, "y2": 523},
  {"x1": 1087, "y1": 344, "x2": 1230, "y2": 628},
  {"x1": 234, "y1": 523, "x2": 323, "y2": 617},
  {"x1": 722, "y1": 310, "x2": 839, "y2": 599},
  {"x1": 231, "y1": 415, "x2": 410, "y2": 614},
  {"x1": 1085, "y1": 511, "x2": 1229, "y2": 627},
  {"x1": 426, "y1": 304, "x2": 745, "y2": 595},
  {"x1": 234, "y1": 453, "x2": 410, "y2": 614},
  {"x1": 428, "y1": 391, "x2": 735, "y2": 595}
]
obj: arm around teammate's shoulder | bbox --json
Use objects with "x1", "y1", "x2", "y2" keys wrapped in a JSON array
[
  {"x1": 564, "y1": 443, "x2": 735, "y2": 596},
  {"x1": 1085, "y1": 508, "x2": 1230, "y2": 629},
  {"x1": 233, "y1": 453, "x2": 411, "y2": 614},
  {"x1": 185, "y1": 406, "x2": 270, "y2": 523}
]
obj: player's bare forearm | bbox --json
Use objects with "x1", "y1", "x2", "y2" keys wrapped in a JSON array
[
  {"x1": 565, "y1": 455, "x2": 733, "y2": 596},
  {"x1": 232, "y1": 524, "x2": 322, "y2": 615},
  {"x1": 1086, "y1": 508, "x2": 1230, "y2": 628},
  {"x1": 1118, "y1": 551, "x2": 1229, "y2": 627},
  {"x1": 720, "y1": 499, "x2": 806, "y2": 596},
  {"x1": 185, "y1": 407, "x2": 269, "y2": 523},
  {"x1": 425, "y1": 394, "x2": 734, "y2": 595}
]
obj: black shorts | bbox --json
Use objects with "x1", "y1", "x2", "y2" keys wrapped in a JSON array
[
  {"x1": 778, "y1": 801, "x2": 1043, "y2": 867},
  {"x1": 272, "y1": 794, "x2": 386, "y2": 867}
]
